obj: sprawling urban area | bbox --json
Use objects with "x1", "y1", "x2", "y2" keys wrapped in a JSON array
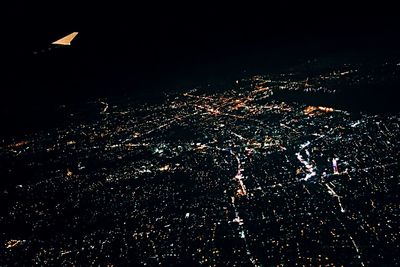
[{"x1": 1, "y1": 62, "x2": 399, "y2": 266}]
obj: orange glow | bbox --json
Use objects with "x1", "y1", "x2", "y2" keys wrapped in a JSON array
[
  {"x1": 159, "y1": 165, "x2": 170, "y2": 171},
  {"x1": 236, "y1": 188, "x2": 243, "y2": 196},
  {"x1": 296, "y1": 168, "x2": 303, "y2": 175},
  {"x1": 5, "y1": 240, "x2": 23, "y2": 249},
  {"x1": 304, "y1": 106, "x2": 334, "y2": 115},
  {"x1": 8, "y1": 140, "x2": 29, "y2": 148}
]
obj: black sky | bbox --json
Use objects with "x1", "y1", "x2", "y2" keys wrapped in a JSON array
[
  {"x1": 2, "y1": 2, "x2": 399, "y2": 81},
  {"x1": 3, "y1": 2, "x2": 399, "y2": 59}
]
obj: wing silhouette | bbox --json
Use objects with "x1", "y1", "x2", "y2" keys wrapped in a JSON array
[{"x1": 52, "y1": 32, "x2": 79, "y2": 45}]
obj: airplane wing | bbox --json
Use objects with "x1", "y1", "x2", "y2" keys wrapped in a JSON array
[{"x1": 52, "y1": 32, "x2": 79, "y2": 45}]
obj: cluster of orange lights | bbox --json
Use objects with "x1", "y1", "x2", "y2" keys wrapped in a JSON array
[
  {"x1": 5, "y1": 240, "x2": 23, "y2": 249},
  {"x1": 8, "y1": 140, "x2": 29, "y2": 148},
  {"x1": 304, "y1": 106, "x2": 334, "y2": 115},
  {"x1": 66, "y1": 168, "x2": 73, "y2": 177},
  {"x1": 236, "y1": 188, "x2": 246, "y2": 197},
  {"x1": 232, "y1": 99, "x2": 245, "y2": 110}
]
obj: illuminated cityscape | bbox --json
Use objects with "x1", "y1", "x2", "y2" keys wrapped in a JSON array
[{"x1": 1, "y1": 61, "x2": 399, "y2": 266}]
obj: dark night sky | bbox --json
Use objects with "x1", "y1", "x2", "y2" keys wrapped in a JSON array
[
  {"x1": 2, "y1": 2, "x2": 399, "y2": 89},
  {"x1": 1, "y1": 1, "x2": 399, "y2": 137}
]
